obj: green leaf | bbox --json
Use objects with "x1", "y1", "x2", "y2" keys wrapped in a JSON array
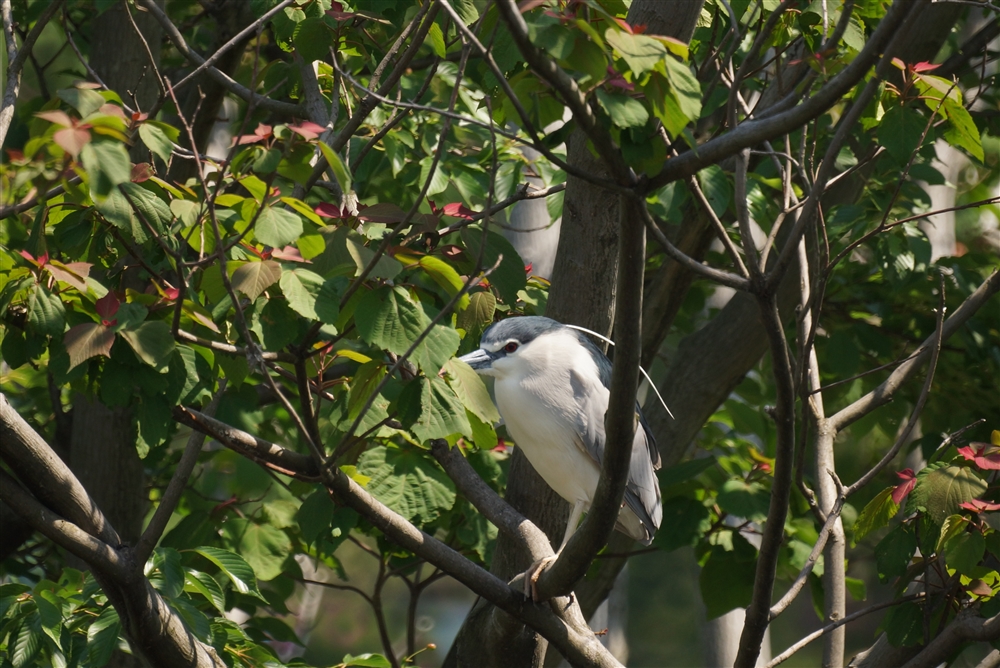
[
  {"x1": 343, "y1": 231, "x2": 402, "y2": 280},
  {"x1": 878, "y1": 105, "x2": 926, "y2": 164},
  {"x1": 457, "y1": 292, "x2": 497, "y2": 332},
  {"x1": 191, "y1": 547, "x2": 266, "y2": 601},
  {"x1": 356, "y1": 445, "x2": 456, "y2": 525},
  {"x1": 342, "y1": 654, "x2": 393, "y2": 668},
  {"x1": 906, "y1": 464, "x2": 987, "y2": 523},
  {"x1": 231, "y1": 260, "x2": 282, "y2": 301},
  {"x1": 64, "y1": 323, "x2": 115, "y2": 370},
  {"x1": 355, "y1": 286, "x2": 458, "y2": 375},
  {"x1": 148, "y1": 547, "x2": 185, "y2": 598},
  {"x1": 944, "y1": 531, "x2": 985, "y2": 576},
  {"x1": 279, "y1": 267, "x2": 325, "y2": 320},
  {"x1": 452, "y1": 0, "x2": 479, "y2": 24},
  {"x1": 224, "y1": 519, "x2": 292, "y2": 582},
  {"x1": 655, "y1": 496, "x2": 711, "y2": 551},
  {"x1": 28, "y1": 284, "x2": 66, "y2": 336},
  {"x1": 293, "y1": 17, "x2": 333, "y2": 62},
  {"x1": 120, "y1": 321, "x2": 175, "y2": 369},
  {"x1": 57, "y1": 87, "x2": 105, "y2": 117},
  {"x1": 138, "y1": 122, "x2": 176, "y2": 162},
  {"x1": 297, "y1": 489, "x2": 336, "y2": 545},
  {"x1": 396, "y1": 376, "x2": 472, "y2": 442},
  {"x1": 662, "y1": 55, "x2": 702, "y2": 121},
  {"x1": 716, "y1": 479, "x2": 770, "y2": 521},
  {"x1": 12, "y1": 613, "x2": 41, "y2": 668},
  {"x1": 347, "y1": 360, "x2": 387, "y2": 421},
  {"x1": 881, "y1": 602, "x2": 923, "y2": 647},
  {"x1": 659, "y1": 457, "x2": 715, "y2": 488},
  {"x1": 845, "y1": 577, "x2": 867, "y2": 601},
  {"x1": 460, "y1": 228, "x2": 526, "y2": 305},
  {"x1": 443, "y1": 358, "x2": 500, "y2": 423},
  {"x1": 256, "y1": 206, "x2": 303, "y2": 248},
  {"x1": 425, "y1": 22, "x2": 446, "y2": 58},
  {"x1": 184, "y1": 570, "x2": 227, "y2": 614},
  {"x1": 942, "y1": 100, "x2": 984, "y2": 162},
  {"x1": 874, "y1": 523, "x2": 916, "y2": 583},
  {"x1": 604, "y1": 30, "x2": 666, "y2": 75},
  {"x1": 411, "y1": 324, "x2": 461, "y2": 377},
  {"x1": 120, "y1": 182, "x2": 171, "y2": 234},
  {"x1": 85, "y1": 606, "x2": 120, "y2": 667},
  {"x1": 418, "y1": 155, "x2": 449, "y2": 197},
  {"x1": 81, "y1": 139, "x2": 131, "y2": 198},
  {"x1": 696, "y1": 165, "x2": 731, "y2": 217},
  {"x1": 699, "y1": 539, "x2": 757, "y2": 619},
  {"x1": 853, "y1": 487, "x2": 900, "y2": 543},
  {"x1": 595, "y1": 89, "x2": 649, "y2": 128},
  {"x1": 418, "y1": 256, "x2": 470, "y2": 310},
  {"x1": 318, "y1": 142, "x2": 352, "y2": 195}
]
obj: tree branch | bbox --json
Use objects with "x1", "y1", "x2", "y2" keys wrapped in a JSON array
[
  {"x1": 134, "y1": 0, "x2": 302, "y2": 116},
  {"x1": 0, "y1": 393, "x2": 120, "y2": 546},
  {"x1": 830, "y1": 269, "x2": 1000, "y2": 432},
  {"x1": 0, "y1": 0, "x2": 64, "y2": 146},
  {"x1": 644, "y1": 0, "x2": 921, "y2": 193}
]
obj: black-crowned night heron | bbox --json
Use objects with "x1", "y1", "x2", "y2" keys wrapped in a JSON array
[{"x1": 459, "y1": 316, "x2": 662, "y2": 591}]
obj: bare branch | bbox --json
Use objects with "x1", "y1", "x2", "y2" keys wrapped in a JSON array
[
  {"x1": 643, "y1": 207, "x2": 751, "y2": 291},
  {"x1": 134, "y1": 0, "x2": 303, "y2": 116},
  {"x1": 901, "y1": 611, "x2": 1000, "y2": 668},
  {"x1": 0, "y1": 0, "x2": 64, "y2": 146}
]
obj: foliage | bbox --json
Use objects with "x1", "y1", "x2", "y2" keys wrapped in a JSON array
[{"x1": 0, "y1": 0, "x2": 998, "y2": 665}]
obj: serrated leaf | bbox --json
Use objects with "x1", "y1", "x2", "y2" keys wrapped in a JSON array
[
  {"x1": 344, "y1": 232, "x2": 402, "y2": 280},
  {"x1": 355, "y1": 286, "x2": 457, "y2": 374},
  {"x1": 853, "y1": 487, "x2": 900, "y2": 543},
  {"x1": 882, "y1": 602, "x2": 923, "y2": 647},
  {"x1": 874, "y1": 523, "x2": 916, "y2": 583},
  {"x1": 29, "y1": 284, "x2": 66, "y2": 336},
  {"x1": 716, "y1": 479, "x2": 770, "y2": 521},
  {"x1": 395, "y1": 376, "x2": 471, "y2": 442},
  {"x1": 348, "y1": 360, "x2": 387, "y2": 421},
  {"x1": 64, "y1": 323, "x2": 115, "y2": 370},
  {"x1": 944, "y1": 531, "x2": 985, "y2": 575},
  {"x1": 138, "y1": 122, "x2": 175, "y2": 162},
  {"x1": 231, "y1": 260, "x2": 282, "y2": 301},
  {"x1": 120, "y1": 321, "x2": 175, "y2": 369},
  {"x1": 942, "y1": 100, "x2": 984, "y2": 162},
  {"x1": 443, "y1": 358, "x2": 499, "y2": 423},
  {"x1": 907, "y1": 464, "x2": 988, "y2": 523},
  {"x1": 184, "y1": 569, "x2": 226, "y2": 614},
  {"x1": 279, "y1": 267, "x2": 325, "y2": 320},
  {"x1": 192, "y1": 547, "x2": 266, "y2": 600},
  {"x1": 81, "y1": 139, "x2": 131, "y2": 198},
  {"x1": 595, "y1": 89, "x2": 649, "y2": 128},
  {"x1": 256, "y1": 205, "x2": 303, "y2": 248},
  {"x1": 662, "y1": 55, "x2": 702, "y2": 121},
  {"x1": 85, "y1": 606, "x2": 120, "y2": 667},
  {"x1": 293, "y1": 16, "x2": 333, "y2": 62},
  {"x1": 356, "y1": 445, "x2": 456, "y2": 524},
  {"x1": 120, "y1": 182, "x2": 171, "y2": 234},
  {"x1": 460, "y1": 228, "x2": 526, "y2": 305},
  {"x1": 605, "y1": 30, "x2": 666, "y2": 75},
  {"x1": 457, "y1": 291, "x2": 496, "y2": 332},
  {"x1": 57, "y1": 87, "x2": 105, "y2": 117},
  {"x1": 226, "y1": 519, "x2": 292, "y2": 582},
  {"x1": 699, "y1": 542, "x2": 756, "y2": 619}
]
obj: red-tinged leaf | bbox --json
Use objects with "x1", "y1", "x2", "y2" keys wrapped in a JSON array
[
  {"x1": 959, "y1": 499, "x2": 1000, "y2": 513},
  {"x1": 957, "y1": 444, "x2": 1000, "y2": 470},
  {"x1": 99, "y1": 104, "x2": 128, "y2": 121},
  {"x1": 35, "y1": 110, "x2": 74, "y2": 127},
  {"x1": 314, "y1": 202, "x2": 346, "y2": 218},
  {"x1": 288, "y1": 121, "x2": 326, "y2": 140},
  {"x1": 64, "y1": 322, "x2": 116, "y2": 370},
  {"x1": 912, "y1": 61, "x2": 941, "y2": 72},
  {"x1": 271, "y1": 246, "x2": 307, "y2": 262},
  {"x1": 441, "y1": 202, "x2": 476, "y2": 219},
  {"x1": 53, "y1": 126, "x2": 91, "y2": 157},
  {"x1": 255, "y1": 123, "x2": 272, "y2": 137},
  {"x1": 6, "y1": 148, "x2": 24, "y2": 161},
  {"x1": 95, "y1": 292, "x2": 120, "y2": 320},
  {"x1": 966, "y1": 579, "x2": 993, "y2": 596},
  {"x1": 38, "y1": 252, "x2": 49, "y2": 266},
  {"x1": 613, "y1": 18, "x2": 634, "y2": 34},
  {"x1": 439, "y1": 245, "x2": 463, "y2": 258},
  {"x1": 359, "y1": 202, "x2": 408, "y2": 223},
  {"x1": 131, "y1": 163, "x2": 153, "y2": 182},
  {"x1": 132, "y1": 111, "x2": 149, "y2": 122},
  {"x1": 605, "y1": 66, "x2": 635, "y2": 91},
  {"x1": 892, "y1": 468, "x2": 918, "y2": 505},
  {"x1": 235, "y1": 134, "x2": 266, "y2": 145},
  {"x1": 326, "y1": 1, "x2": 357, "y2": 20},
  {"x1": 45, "y1": 261, "x2": 90, "y2": 293},
  {"x1": 162, "y1": 286, "x2": 180, "y2": 301},
  {"x1": 525, "y1": 263, "x2": 533, "y2": 275},
  {"x1": 19, "y1": 250, "x2": 39, "y2": 265}
]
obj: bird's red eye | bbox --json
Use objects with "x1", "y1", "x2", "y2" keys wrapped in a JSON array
[{"x1": 504, "y1": 342, "x2": 519, "y2": 353}]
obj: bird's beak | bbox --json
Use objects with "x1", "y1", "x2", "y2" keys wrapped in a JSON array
[{"x1": 459, "y1": 348, "x2": 494, "y2": 371}]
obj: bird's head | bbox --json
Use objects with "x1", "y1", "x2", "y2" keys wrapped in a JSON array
[{"x1": 458, "y1": 316, "x2": 568, "y2": 380}]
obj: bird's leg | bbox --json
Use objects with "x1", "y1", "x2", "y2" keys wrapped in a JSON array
[{"x1": 525, "y1": 500, "x2": 586, "y2": 601}]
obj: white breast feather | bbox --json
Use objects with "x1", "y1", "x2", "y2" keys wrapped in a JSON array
[{"x1": 493, "y1": 331, "x2": 604, "y2": 507}]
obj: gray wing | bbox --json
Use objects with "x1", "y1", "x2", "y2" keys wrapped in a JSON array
[{"x1": 568, "y1": 364, "x2": 662, "y2": 546}]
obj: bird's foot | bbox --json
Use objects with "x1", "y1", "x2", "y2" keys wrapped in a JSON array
[{"x1": 523, "y1": 555, "x2": 557, "y2": 602}]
